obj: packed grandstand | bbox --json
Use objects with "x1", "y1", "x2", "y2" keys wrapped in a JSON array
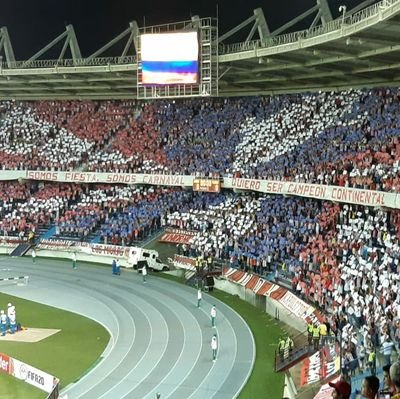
[{"x1": 1, "y1": 88, "x2": 400, "y2": 396}]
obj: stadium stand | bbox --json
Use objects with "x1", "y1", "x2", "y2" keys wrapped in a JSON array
[{"x1": 1, "y1": 89, "x2": 400, "y2": 382}]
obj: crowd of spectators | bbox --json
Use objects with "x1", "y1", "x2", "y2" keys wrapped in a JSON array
[
  {"x1": 166, "y1": 189, "x2": 400, "y2": 377},
  {"x1": 0, "y1": 101, "x2": 95, "y2": 170},
  {"x1": 1, "y1": 90, "x2": 400, "y2": 392},
  {"x1": 1, "y1": 89, "x2": 400, "y2": 193}
]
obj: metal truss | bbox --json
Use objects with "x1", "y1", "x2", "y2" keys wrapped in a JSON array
[
  {"x1": 0, "y1": 0, "x2": 399, "y2": 99},
  {"x1": 0, "y1": 27, "x2": 15, "y2": 67}
]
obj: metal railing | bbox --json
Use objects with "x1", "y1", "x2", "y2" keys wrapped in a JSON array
[
  {"x1": 1, "y1": 55, "x2": 136, "y2": 69},
  {"x1": 0, "y1": 0, "x2": 398, "y2": 70},
  {"x1": 219, "y1": 0, "x2": 400, "y2": 54}
]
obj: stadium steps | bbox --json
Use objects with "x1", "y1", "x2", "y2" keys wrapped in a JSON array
[
  {"x1": 10, "y1": 243, "x2": 33, "y2": 257},
  {"x1": 40, "y1": 225, "x2": 56, "y2": 240},
  {"x1": 90, "y1": 235, "x2": 101, "y2": 244},
  {"x1": 275, "y1": 330, "x2": 315, "y2": 373},
  {"x1": 275, "y1": 346, "x2": 316, "y2": 372},
  {"x1": 185, "y1": 270, "x2": 197, "y2": 284}
]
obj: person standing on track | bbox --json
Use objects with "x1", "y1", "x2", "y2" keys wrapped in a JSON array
[
  {"x1": 197, "y1": 288, "x2": 202, "y2": 308},
  {"x1": 31, "y1": 248, "x2": 36, "y2": 263},
  {"x1": 211, "y1": 334, "x2": 218, "y2": 361},
  {"x1": 72, "y1": 252, "x2": 77, "y2": 269},
  {"x1": 116, "y1": 259, "x2": 121, "y2": 275},
  {"x1": 211, "y1": 305, "x2": 217, "y2": 328},
  {"x1": 142, "y1": 264, "x2": 147, "y2": 282}
]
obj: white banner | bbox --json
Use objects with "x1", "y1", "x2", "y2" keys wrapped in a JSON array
[
  {"x1": 0, "y1": 170, "x2": 398, "y2": 208},
  {"x1": 25, "y1": 170, "x2": 193, "y2": 187},
  {"x1": 10, "y1": 357, "x2": 56, "y2": 393},
  {"x1": 226, "y1": 177, "x2": 397, "y2": 208}
]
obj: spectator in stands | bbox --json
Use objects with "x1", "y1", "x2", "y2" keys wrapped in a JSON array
[
  {"x1": 381, "y1": 338, "x2": 397, "y2": 367},
  {"x1": 383, "y1": 364, "x2": 396, "y2": 397},
  {"x1": 329, "y1": 380, "x2": 351, "y2": 399},
  {"x1": 360, "y1": 375, "x2": 380, "y2": 399},
  {"x1": 390, "y1": 362, "x2": 400, "y2": 399}
]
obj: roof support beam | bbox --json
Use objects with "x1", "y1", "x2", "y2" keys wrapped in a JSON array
[
  {"x1": 0, "y1": 27, "x2": 16, "y2": 67},
  {"x1": 218, "y1": 14, "x2": 257, "y2": 43},
  {"x1": 23, "y1": 25, "x2": 81, "y2": 67},
  {"x1": 88, "y1": 21, "x2": 139, "y2": 59},
  {"x1": 270, "y1": 5, "x2": 319, "y2": 37}
]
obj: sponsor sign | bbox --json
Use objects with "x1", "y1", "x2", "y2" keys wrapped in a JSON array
[
  {"x1": 1, "y1": 355, "x2": 56, "y2": 393},
  {"x1": 0, "y1": 353, "x2": 11, "y2": 374},
  {"x1": 88, "y1": 243, "x2": 130, "y2": 258},
  {"x1": 160, "y1": 229, "x2": 196, "y2": 244},
  {"x1": 278, "y1": 290, "x2": 323, "y2": 325},
  {"x1": 300, "y1": 344, "x2": 340, "y2": 386},
  {"x1": 173, "y1": 255, "x2": 196, "y2": 266}
]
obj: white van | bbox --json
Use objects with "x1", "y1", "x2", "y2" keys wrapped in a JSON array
[{"x1": 128, "y1": 247, "x2": 169, "y2": 272}]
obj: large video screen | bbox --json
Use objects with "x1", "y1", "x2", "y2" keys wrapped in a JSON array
[{"x1": 140, "y1": 31, "x2": 199, "y2": 85}]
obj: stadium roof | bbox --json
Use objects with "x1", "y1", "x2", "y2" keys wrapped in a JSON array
[{"x1": 0, "y1": 0, "x2": 400, "y2": 99}]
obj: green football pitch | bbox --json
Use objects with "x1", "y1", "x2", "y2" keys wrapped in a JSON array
[
  {"x1": 0, "y1": 292, "x2": 110, "y2": 399},
  {"x1": 0, "y1": 260, "x2": 288, "y2": 399}
]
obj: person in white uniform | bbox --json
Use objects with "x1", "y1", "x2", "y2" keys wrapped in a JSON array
[
  {"x1": 211, "y1": 305, "x2": 217, "y2": 328},
  {"x1": 0, "y1": 310, "x2": 7, "y2": 336},
  {"x1": 211, "y1": 334, "x2": 218, "y2": 361},
  {"x1": 197, "y1": 289, "x2": 202, "y2": 308},
  {"x1": 142, "y1": 265, "x2": 147, "y2": 282}
]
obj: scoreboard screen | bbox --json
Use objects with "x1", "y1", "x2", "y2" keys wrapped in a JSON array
[
  {"x1": 193, "y1": 178, "x2": 221, "y2": 193},
  {"x1": 140, "y1": 31, "x2": 199, "y2": 85}
]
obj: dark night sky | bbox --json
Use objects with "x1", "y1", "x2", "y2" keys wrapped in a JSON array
[{"x1": 0, "y1": 0, "x2": 378, "y2": 60}]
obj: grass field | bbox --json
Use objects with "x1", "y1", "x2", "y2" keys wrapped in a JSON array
[
  {"x1": 0, "y1": 251, "x2": 288, "y2": 399},
  {"x1": 0, "y1": 292, "x2": 109, "y2": 399}
]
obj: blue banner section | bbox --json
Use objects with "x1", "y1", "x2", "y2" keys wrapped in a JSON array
[{"x1": 142, "y1": 60, "x2": 198, "y2": 74}]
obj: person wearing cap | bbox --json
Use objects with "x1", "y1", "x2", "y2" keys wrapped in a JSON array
[
  {"x1": 211, "y1": 305, "x2": 217, "y2": 328},
  {"x1": 0, "y1": 310, "x2": 7, "y2": 336},
  {"x1": 211, "y1": 334, "x2": 218, "y2": 362},
  {"x1": 390, "y1": 362, "x2": 400, "y2": 399},
  {"x1": 329, "y1": 380, "x2": 351, "y2": 399},
  {"x1": 360, "y1": 375, "x2": 380, "y2": 399}
]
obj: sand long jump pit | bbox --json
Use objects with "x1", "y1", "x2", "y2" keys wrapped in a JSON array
[{"x1": 0, "y1": 328, "x2": 60, "y2": 342}]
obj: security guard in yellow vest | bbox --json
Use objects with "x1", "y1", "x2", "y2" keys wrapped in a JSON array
[
  {"x1": 278, "y1": 337, "x2": 286, "y2": 361},
  {"x1": 281, "y1": 262, "x2": 287, "y2": 277},
  {"x1": 312, "y1": 324, "x2": 320, "y2": 350},
  {"x1": 307, "y1": 323, "x2": 313, "y2": 346},
  {"x1": 367, "y1": 350, "x2": 376, "y2": 375},
  {"x1": 285, "y1": 336, "x2": 294, "y2": 358},
  {"x1": 207, "y1": 255, "x2": 213, "y2": 271},
  {"x1": 319, "y1": 322, "x2": 327, "y2": 346}
]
